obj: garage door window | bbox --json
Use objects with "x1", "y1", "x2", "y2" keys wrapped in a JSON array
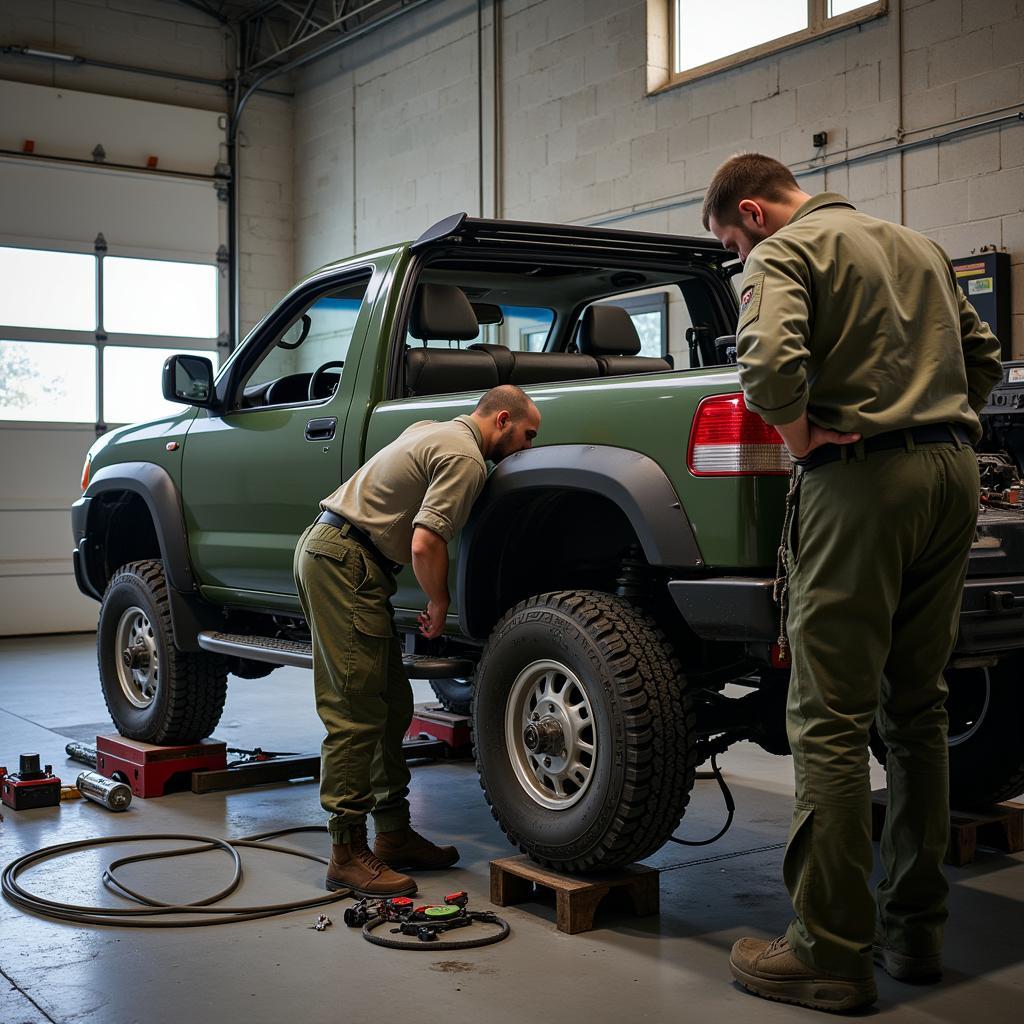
[
  {"x1": 103, "y1": 345, "x2": 221, "y2": 424},
  {"x1": 0, "y1": 247, "x2": 96, "y2": 331},
  {"x1": 0, "y1": 242, "x2": 223, "y2": 427},
  {"x1": 0, "y1": 340, "x2": 97, "y2": 422},
  {"x1": 103, "y1": 257, "x2": 218, "y2": 338}
]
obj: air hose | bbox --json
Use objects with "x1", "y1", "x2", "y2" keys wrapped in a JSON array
[
  {"x1": 667, "y1": 753, "x2": 736, "y2": 847},
  {"x1": 2, "y1": 826, "x2": 353, "y2": 927},
  {"x1": 362, "y1": 913, "x2": 510, "y2": 950}
]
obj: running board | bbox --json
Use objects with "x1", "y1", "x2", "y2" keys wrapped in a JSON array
[{"x1": 197, "y1": 631, "x2": 474, "y2": 678}]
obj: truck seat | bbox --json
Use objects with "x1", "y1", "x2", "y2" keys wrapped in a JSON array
[
  {"x1": 470, "y1": 342, "x2": 600, "y2": 385},
  {"x1": 405, "y1": 347, "x2": 498, "y2": 397},
  {"x1": 578, "y1": 305, "x2": 672, "y2": 376}
]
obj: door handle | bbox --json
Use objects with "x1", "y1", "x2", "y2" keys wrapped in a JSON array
[{"x1": 305, "y1": 417, "x2": 337, "y2": 442}]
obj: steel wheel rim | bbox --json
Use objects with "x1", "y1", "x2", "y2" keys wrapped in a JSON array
[
  {"x1": 505, "y1": 659, "x2": 596, "y2": 810},
  {"x1": 947, "y1": 667, "x2": 991, "y2": 748},
  {"x1": 115, "y1": 605, "x2": 159, "y2": 709}
]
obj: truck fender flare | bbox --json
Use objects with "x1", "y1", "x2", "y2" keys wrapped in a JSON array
[
  {"x1": 83, "y1": 462, "x2": 195, "y2": 592},
  {"x1": 456, "y1": 444, "x2": 703, "y2": 637}
]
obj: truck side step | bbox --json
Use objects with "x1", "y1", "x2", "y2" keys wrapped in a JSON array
[{"x1": 197, "y1": 631, "x2": 474, "y2": 678}]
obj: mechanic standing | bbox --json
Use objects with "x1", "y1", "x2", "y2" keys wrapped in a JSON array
[
  {"x1": 294, "y1": 384, "x2": 541, "y2": 898},
  {"x1": 703, "y1": 154, "x2": 1002, "y2": 1012}
]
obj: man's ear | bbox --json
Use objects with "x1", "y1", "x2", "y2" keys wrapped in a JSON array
[
  {"x1": 737, "y1": 198, "x2": 764, "y2": 226},
  {"x1": 496, "y1": 410, "x2": 511, "y2": 429}
]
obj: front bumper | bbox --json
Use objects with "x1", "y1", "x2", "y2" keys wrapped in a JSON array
[{"x1": 669, "y1": 575, "x2": 1024, "y2": 655}]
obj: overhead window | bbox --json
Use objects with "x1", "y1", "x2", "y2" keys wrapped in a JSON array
[
  {"x1": 0, "y1": 243, "x2": 222, "y2": 426},
  {"x1": 103, "y1": 257, "x2": 219, "y2": 338},
  {"x1": 0, "y1": 247, "x2": 96, "y2": 331},
  {"x1": 649, "y1": 1, "x2": 887, "y2": 93},
  {"x1": 0, "y1": 340, "x2": 97, "y2": 423},
  {"x1": 103, "y1": 346, "x2": 220, "y2": 425}
]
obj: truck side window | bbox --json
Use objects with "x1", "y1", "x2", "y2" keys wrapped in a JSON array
[{"x1": 241, "y1": 275, "x2": 370, "y2": 407}]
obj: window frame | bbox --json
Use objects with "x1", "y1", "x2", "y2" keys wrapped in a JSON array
[
  {"x1": 647, "y1": 0, "x2": 888, "y2": 95},
  {"x1": 220, "y1": 264, "x2": 378, "y2": 415},
  {"x1": 0, "y1": 238, "x2": 225, "y2": 429}
]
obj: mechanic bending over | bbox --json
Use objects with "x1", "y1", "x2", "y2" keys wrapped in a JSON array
[
  {"x1": 294, "y1": 383, "x2": 542, "y2": 898},
  {"x1": 703, "y1": 154, "x2": 1001, "y2": 1012}
]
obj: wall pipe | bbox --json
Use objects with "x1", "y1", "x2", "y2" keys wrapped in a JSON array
[{"x1": 587, "y1": 108, "x2": 1024, "y2": 229}]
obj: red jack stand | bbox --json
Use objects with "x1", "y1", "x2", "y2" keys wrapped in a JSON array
[
  {"x1": 404, "y1": 704, "x2": 472, "y2": 757},
  {"x1": 96, "y1": 735, "x2": 227, "y2": 798}
]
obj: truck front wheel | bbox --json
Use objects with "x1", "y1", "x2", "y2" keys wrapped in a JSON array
[
  {"x1": 97, "y1": 560, "x2": 228, "y2": 744},
  {"x1": 871, "y1": 655, "x2": 1024, "y2": 808},
  {"x1": 473, "y1": 590, "x2": 696, "y2": 872}
]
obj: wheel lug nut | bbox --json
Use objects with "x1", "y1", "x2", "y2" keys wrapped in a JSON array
[{"x1": 543, "y1": 757, "x2": 552, "y2": 768}]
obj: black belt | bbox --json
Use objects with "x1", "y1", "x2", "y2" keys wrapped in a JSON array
[
  {"x1": 796, "y1": 423, "x2": 971, "y2": 472},
  {"x1": 314, "y1": 509, "x2": 401, "y2": 575}
]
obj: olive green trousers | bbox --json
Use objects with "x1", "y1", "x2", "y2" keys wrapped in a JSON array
[
  {"x1": 782, "y1": 439, "x2": 979, "y2": 978},
  {"x1": 293, "y1": 523, "x2": 412, "y2": 843}
]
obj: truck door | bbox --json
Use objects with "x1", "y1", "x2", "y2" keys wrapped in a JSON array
[{"x1": 179, "y1": 261, "x2": 386, "y2": 606}]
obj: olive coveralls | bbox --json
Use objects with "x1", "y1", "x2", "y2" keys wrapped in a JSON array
[
  {"x1": 736, "y1": 194, "x2": 1003, "y2": 977},
  {"x1": 293, "y1": 415, "x2": 486, "y2": 844}
]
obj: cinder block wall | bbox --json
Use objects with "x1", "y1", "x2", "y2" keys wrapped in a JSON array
[
  {"x1": 0, "y1": 0, "x2": 294, "y2": 338},
  {"x1": 293, "y1": 0, "x2": 1024, "y2": 354}
]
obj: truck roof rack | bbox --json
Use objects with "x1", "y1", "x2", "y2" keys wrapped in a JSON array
[{"x1": 411, "y1": 212, "x2": 736, "y2": 267}]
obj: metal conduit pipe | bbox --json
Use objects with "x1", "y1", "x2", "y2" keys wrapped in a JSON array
[{"x1": 587, "y1": 108, "x2": 1024, "y2": 229}]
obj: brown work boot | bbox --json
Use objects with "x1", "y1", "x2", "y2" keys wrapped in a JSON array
[
  {"x1": 373, "y1": 826, "x2": 460, "y2": 871},
  {"x1": 873, "y1": 938, "x2": 942, "y2": 984},
  {"x1": 729, "y1": 935, "x2": 877, "y2": 1013},
  {"x1": 326, "y1": 824, "x2": 417, "y2": 897}
]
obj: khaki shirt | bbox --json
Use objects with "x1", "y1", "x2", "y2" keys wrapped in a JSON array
[
  {"x1": 736, "y1": 192, "x2": 1002, "y2": 443},
  {"x1": 321, "y1": 415, "x2": 487, "y2": 564}
]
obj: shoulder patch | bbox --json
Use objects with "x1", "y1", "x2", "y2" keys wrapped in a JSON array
[{"x1": 737, "y1": 272, "x2": 764, "y2": 331}]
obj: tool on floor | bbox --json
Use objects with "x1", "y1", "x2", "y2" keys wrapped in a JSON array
[
  {"x1": 345, "y1": 891, "x2": 510, "y2": 950},
  {"x1": 77, "y1": 771, "x2": 132, "y2": 811},
  {"x1": 310, "y1": 913, "x2": 333, "y2": 931},
  {"x1": 65, "y1": 741, "x2": 98, "y2": 769},
  {"x1": 0, "y1": 754, "x2": 61, "y2": 811},
  {"x1": 60, "y1": 786, "x2": 83, "y2": 801},
  {"x1": 2, "y1": 825, "x2": 353, "y2": 927}
]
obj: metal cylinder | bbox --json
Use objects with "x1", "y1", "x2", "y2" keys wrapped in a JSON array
[
  {"x1": 65, "y1": 742, "x2": 98, "y2": 768},
  {"x1": 77, "y1": 771, "x2": 132, "y2": 811}
]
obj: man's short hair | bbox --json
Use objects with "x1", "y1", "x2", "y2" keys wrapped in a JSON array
[
  {"x1": 702, "y1": 153, "x2": 800, "y2": 231},
  {"x1": 474, "y1": 384, "x2": 535, "y2": 421}
]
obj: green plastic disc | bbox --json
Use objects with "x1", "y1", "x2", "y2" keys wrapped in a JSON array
[{"x1": 424, "y1": 905, "x2": 460, "y2": 918}]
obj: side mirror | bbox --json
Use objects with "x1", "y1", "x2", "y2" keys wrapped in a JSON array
[{"x1": 162, "y1": 354, "x2": 217, "y2": 409}]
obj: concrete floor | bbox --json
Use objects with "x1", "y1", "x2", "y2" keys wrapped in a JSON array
[{"x1": 1, "y1": 634, "x2": 1022, "y2": 1024}]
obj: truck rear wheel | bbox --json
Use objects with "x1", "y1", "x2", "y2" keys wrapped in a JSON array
[
  {"x1": 473, "y1": 590, "x2": 696, "y2": 872},
  {"x1": 870, "y1": 656, "x2": 1024, "y2": 808},
  {"x1": 97, "y1": 559, "x2": 228, "y2": 744}
]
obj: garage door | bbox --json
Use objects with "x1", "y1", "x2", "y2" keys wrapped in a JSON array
[{"x1": 0, "y1": 81, "x2": 226, "y2": 635}]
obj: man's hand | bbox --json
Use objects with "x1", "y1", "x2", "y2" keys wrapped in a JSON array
[
  {"x1": 774, "y1": 413, "x2": 860, "y2": 460},
  {"x1": 418, "y1": 599, "x2": 449, "y2": 639},
  {"x1": 411, "y1": 526, "x2": 450, "y2": 640}
]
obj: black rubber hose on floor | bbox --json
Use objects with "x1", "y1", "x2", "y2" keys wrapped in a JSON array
[
  {"x1": 362, "y1": 913, "x2": 510, "y2": 950},
  {"x1": 2, "y1": 826, "x2": 355, "y2": 927}
]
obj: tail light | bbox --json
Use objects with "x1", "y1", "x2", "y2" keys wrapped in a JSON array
[
  {"x1": 687, "y1": 393, "x2": 790, "y2": 476},
  {"x1": 81, "y1": 454, "x2": 91, "y2": 491}
]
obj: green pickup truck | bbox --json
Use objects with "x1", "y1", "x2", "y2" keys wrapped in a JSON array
[{"x1": 73, "y1": 215, "x2": 1024, "y2": 871}]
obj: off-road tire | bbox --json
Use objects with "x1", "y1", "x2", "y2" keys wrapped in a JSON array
[
  {"x1": 429, "y1": 677, "x2": 473, "y2": 716},
  {"x1": 473, "y1": 590, "x2": 696, "y2": 872},
  {"x1": 870, "y1": 656, "x2": 1024, "y2": 808},
  {"x1": 97, "y1": 559, "x2": 228, "y2": 744}
]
